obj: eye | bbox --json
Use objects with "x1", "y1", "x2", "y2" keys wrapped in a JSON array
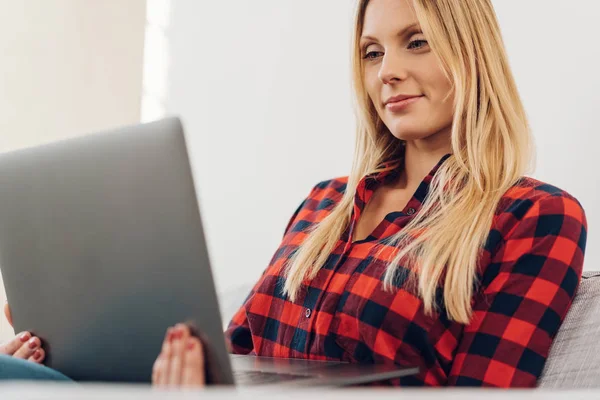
[
  {"x1": 408, "y1": 39, "x2": 428, "y2": 50},
  {"x1": 363, "y1": 51, "x2": 383, "y2": 60}
]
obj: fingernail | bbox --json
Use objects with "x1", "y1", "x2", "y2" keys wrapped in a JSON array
[
  {"x1": 186, "y1": 339, "x2": 195, "y2": 350},
  {"x1": 19, "y1": 332, "x2": 31, "y2": 342},
  {"x1": 174, "y1": 327, "x2": 183, "y2": 339},
  {"x1": 34, "y1": 349, "x2": 42, "y2": 359},
  {"x1": 28, "y1": 338, "x2": 38, "y2": 349}
]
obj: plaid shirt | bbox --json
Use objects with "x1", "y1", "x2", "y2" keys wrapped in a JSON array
[{"x1": 225, "y1": 154, "x2": 587, "y2": 387}]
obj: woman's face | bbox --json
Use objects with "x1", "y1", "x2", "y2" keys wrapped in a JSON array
[{"x1": 361, "y1": 0, "x2": 454, "y2": 143}]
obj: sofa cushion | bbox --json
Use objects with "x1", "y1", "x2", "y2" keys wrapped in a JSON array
[{"x1": 539, "y1": 271, "x2": 600, "y2": 388}]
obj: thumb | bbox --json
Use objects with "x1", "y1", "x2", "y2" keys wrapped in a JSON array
[{"x1": 3, "y1": 302, "x2": 12, "y2": 327}]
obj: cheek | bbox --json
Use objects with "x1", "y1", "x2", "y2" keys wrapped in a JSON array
[
  {"x1": 422, "y1": 72, "x2": 454, "y2": 119},
  {"x1": 364, "y1": 77, "x2": 380, "y2": 106},
  {"x1": 425, "y1": 70, "x2": 453, "y2": 106}
]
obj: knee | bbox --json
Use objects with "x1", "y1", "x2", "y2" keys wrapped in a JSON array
[{"x1": 0, "y1": 354, "x2": 71, "y2": 381}]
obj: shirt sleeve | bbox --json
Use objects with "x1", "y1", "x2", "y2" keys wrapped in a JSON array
[
  {"x1": 223, "y1": 192, "x2": 311, "y2": 354},
  {"x1": 448, "y1": 193, "x2": 587, "y2": 387}
]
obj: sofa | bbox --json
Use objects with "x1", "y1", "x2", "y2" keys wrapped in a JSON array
[
  {"x1": 539, "y1": 271, "x2": 600, "y2": 388},
  {"x1": 220, "y1": 271, "x2": 600, "y2": 388}
]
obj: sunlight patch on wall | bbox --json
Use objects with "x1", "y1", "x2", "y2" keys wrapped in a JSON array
[{"x1": 141, "y1": 0, "x2": 171, "y2": 122}]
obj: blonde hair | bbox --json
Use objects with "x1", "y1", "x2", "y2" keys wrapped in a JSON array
[{"x1": 283, "y1": 0, "x2": 534, "y2": 323}]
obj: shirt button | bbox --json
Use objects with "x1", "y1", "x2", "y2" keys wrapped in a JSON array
[
  {"x1": 406, "y1": 208, "x2": 416, "y2": 215},
  {"x1": 305, "y1": 308, "x2": 312, "y2": 318}
]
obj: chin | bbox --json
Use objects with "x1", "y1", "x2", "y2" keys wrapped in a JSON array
[
  {"x1": 383, "y1": 116, "x2": 440, "y2": 142},
  {"x1": 387, "y1": 126, "x2": 430, "y2": 141},
  {"x1": 382, "y1": 116, "x2": 418, "y2": 139}
]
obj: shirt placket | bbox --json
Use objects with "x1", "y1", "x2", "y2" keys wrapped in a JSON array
[{"x1": 299, "y1": 175, "x2": 378, "y2": 355}]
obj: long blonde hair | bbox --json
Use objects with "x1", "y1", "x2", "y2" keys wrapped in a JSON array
[{"x1": 283, "y1": 0, "x2": 534, "y2": 324}]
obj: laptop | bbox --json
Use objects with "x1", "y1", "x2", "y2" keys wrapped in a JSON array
[{"x1": 0, "y1": 117, "x2": 419, "y2": 386}]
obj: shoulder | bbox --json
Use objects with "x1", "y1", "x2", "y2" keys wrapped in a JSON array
[
  {"x1": 497, "y1": 177, "x2": 586, "y2": 225},
  {"x1": 487, "y1": 176, "x2": 587, "y2": 258},
  {"x1": 282, "y1": 176, "x2": 349, "y2": 236},
  {"x1": 299, "y1": 176, "x2": 350, "y2": 211},
  {"x1": 309, "y1": 176, "x2": 349, "y2": 197}
]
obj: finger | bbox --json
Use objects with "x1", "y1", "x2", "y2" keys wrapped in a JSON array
[
  {"x1": 13, "y1": 336, "x2": 41, "y2": 360},
  {"x1": 157, "y1": 327, "x2": 174, "y2": 386},
  {"x1": 28, "y1": 348, "x2": 45, "y2": 364},
  {"x1": 3, "y1": 303, "x2": 12, "y2": 327},
  {"x1": 152, "y1": 355, "x2": 163, "y2": 385},
  {"x1": 182, "y1": 337, "x2": 205, "y2": 387},
  {"x1": 152, "y1": 329, "x2": 167, "y2": 386},
  {"x1": 167, "y1": 324, "x2": 190, "y2": 386},
  {"x1": 0, "y1": 332, "x2": 31, "y2": 356}
]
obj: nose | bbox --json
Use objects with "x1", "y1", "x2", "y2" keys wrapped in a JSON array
[{"x1": 378, "y1": 50, "x2": 409, "y2": 85}]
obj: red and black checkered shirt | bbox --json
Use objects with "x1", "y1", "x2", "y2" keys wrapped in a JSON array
[{"x1": 225, "y1": 154, "x2": 587, "y2": 387}]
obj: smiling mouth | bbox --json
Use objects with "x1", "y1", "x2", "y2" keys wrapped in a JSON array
[{"x1": 385, "y1": 96, "x2": 423, "y2": 112}]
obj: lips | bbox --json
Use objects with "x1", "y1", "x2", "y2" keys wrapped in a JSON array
[
  {"x1": 384, "y1": 95, "x2": 422, "y2": 112},
  {"x1": 384, "y1": 94, "x2": 422, "y2": 106}
]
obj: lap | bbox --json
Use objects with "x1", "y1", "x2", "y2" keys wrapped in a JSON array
[{"x1": 0, "y1": 354, "x2": 72, "y2": 381}]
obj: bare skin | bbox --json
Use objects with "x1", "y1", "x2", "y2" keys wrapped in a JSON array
[
  {"x1": 152, "y1": 323, "x2": 206, "y2": 388},
  {"x1": 355, "y1": 0, "x2": 455, "y2": 242},
  {"x1": 3, "y1": 304, "x2": 206, "y2": 387},
  {"x1": 352, "y1": 180, "x2": 415, "y2": 242},
  {"x1": 1, "y1": 303, "x2": 45, "y2": 364},
  {"x1": 1, "y1": 0, "x2": 457, "y2": 388}
]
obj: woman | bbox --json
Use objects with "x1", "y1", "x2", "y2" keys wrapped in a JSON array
[{"x1": 1, "y1": 0, "x2": 587, "y2": 388}]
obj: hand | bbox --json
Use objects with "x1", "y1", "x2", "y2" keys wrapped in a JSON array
[
  {"x1": 152, "y1": 323, "x2": 205, "y2": 388},
  {"x1": 0, "y1": 302, "x2": 45, "y2": 363}
]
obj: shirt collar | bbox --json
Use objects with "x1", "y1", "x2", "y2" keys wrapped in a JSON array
[{"x1": 353, "y1": 151, "x2": 452, "y2": 220}]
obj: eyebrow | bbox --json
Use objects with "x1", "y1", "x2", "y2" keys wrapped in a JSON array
[{"x1": 360, "y1": 22, "x2": 420, "y2": 43}]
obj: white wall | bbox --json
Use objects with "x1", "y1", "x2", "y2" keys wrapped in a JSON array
[
  {"x1": 1, "y1": 0, "x2": 598, "y2": 341},
  {"x1": 0, "y1": 0, "x2": 146, "y2": 340},
  {"x1": 152, "y1": 0, "x2": 600, "y2": 316},
  {"x1": 145, "y1": 0, "x2": 356, "y2": 309},
  {"x1": 492, "y1": 0, "x2": 600, "y2": 246}
]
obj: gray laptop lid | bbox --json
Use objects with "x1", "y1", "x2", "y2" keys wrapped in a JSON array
[{"x1": 0, "y1": 117, "x2": 234, "y2": 384}]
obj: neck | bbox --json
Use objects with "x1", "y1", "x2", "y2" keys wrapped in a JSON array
[{"x1": 394, "y1": 128, "x2": 452, "y2": 190}]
